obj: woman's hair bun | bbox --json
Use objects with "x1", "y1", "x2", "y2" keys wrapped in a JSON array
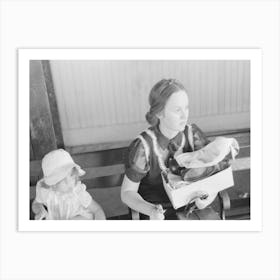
[{"x1": 145, "y1": 111, "x2": 158, "y2": 126}]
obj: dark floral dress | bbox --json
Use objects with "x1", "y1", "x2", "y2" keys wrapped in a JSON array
[{"x1": 125, "y1": 124, "x2": 210, "y2": 219}]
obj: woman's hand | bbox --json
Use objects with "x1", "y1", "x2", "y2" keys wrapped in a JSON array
[
  {"x1": 195, "y1": 192, "x2": 217, "y2": 209},
  {"x1": 72, "y1": 214, "x2": 93, "y2": 220},
  {"x1": 149, "y1": 204, "x2": 166, "y2": 220}
]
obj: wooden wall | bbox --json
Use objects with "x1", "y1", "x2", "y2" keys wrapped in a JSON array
[{"x1": 50, "y1": 60, "x2": 250, "y2": 147}]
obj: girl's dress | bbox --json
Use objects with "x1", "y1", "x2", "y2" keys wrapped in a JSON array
[
  {"x1": 34, "y1": 180, "x2": 93, "y2": 220},
  {"x1": 125, "y1": 123, "x2": 210, "y2": 219}
]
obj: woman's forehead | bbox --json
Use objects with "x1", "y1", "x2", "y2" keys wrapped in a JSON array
[{"x1": 165, "y1": 90, "x2": 189, "y2": 107}]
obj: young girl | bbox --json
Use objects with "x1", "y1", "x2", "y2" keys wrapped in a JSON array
[
  {"x1": 32, "y1": 149, "x2": 106, "y2": 220},
  {"x1": 121, "y1": 78, "x2": 217, "y2": 220}
]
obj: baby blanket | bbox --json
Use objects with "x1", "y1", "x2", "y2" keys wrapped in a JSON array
[{"x1": 175, "y1": 137, "x2": 239, "y2": 169}]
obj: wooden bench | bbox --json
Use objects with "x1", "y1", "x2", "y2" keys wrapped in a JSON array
[
  {"x1": 30, "y1": 148, "x2": 129, "y2": 219},
  {"x1": 30, "y1": 130, "x2": 250, "y2": 220}
]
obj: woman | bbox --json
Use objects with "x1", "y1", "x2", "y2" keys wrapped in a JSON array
[{"x1": 121, "y1": 79, "x2": 217, "y2": 220}]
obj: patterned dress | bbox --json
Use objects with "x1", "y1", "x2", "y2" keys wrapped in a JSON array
[
  {"x1": 125, "y1": 123, "x2": 210, "y2": 219},
  {"x1": 34, "y1": 181, "x2": 93, "y2": 220}
]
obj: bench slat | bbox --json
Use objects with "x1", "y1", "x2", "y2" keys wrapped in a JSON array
[{"x1": 83, "y1": 164, "x2": 125, "y2": 179}]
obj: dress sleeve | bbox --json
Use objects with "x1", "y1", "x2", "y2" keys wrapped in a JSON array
[
  {"x1": 35, "y1": 180, "x2": 50, "y2": 204},
  {"x1": 75, "y1": 183, "x2": 92, "y2": 208},
  {"x1": 125, "y1": 138, "x2": 150, "y2": 183},
  {"x1": 191, "y1": 123, "x2": 211, "y2": 150}
]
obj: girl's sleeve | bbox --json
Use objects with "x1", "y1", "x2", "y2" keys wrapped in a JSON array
[
  {"x1": 125, "y1": 138, "x2": 150, "y2": 183},
  {"x1": 76, "y1": 183, "x2": 93, "y2": 208},
  {"x1": 33, "y1": 182, "x2": 49, "y2": 220},
  {"x1": 35, "y1": 181, "x2": 50, "y2": 204},
  {"x1": 191, "y1": 123, "x2": 211, "y2": 150}
]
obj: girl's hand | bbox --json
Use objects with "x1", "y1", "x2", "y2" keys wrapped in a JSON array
[
  {"x1": 149, "y1": 204, "x2": 166, "y2": 220},
  {"x1": 32, "y1": 201, "x2": 44, "y2": 214},
  {"x1": 32, "y1": 200, "x2": 48, "y2": 220}
]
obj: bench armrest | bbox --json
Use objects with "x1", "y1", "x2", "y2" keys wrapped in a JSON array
[{"x1": 218, "y1": 190, "x2": 231, "y2": 220}]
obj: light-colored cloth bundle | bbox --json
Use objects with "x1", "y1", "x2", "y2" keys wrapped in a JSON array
[
  {"x1": 169, "y1": 137, "x2": 239, "y2": 183},
  {"x1": 175, "y1": 137, "x2": 239, "y2": 169}
]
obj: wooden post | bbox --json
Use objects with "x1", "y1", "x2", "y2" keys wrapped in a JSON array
[
  {"x1": 30, "y1": 60, "x2": 57, "y2": 159},
  {"x1": 41, "y1": 60, "x2": 64, "y2": 149}
]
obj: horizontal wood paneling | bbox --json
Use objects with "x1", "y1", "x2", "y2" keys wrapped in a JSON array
[
  {"x1": 83, "y1": 164, "x2": 125, "y2": 179},
  {"x1": 50, "y1": 60, "x2": 250, "y2": 146}
]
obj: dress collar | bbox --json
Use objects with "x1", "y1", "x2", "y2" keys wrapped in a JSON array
[{"x1": 151, "y1": 124, "x2": 183, "y2": 150}]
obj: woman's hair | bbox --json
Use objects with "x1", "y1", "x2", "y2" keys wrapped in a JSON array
[{"x1": 145, "y1": 79, "x2": 187, "y2": 126}]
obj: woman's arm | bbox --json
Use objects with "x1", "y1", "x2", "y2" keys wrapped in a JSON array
[
  {"x1": 88, "y1": 200, "x2": 106, "y2": 220},
  {"x1": 121, "y1": 175, "x2": 164, "y2": 219}
]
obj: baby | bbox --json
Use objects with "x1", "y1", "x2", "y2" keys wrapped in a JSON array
[
  {"x1": 32, "y1": 149, "x2": 106, "y2": 220},
  {"x1": 167, "y1": 137, "x2": 239, "y2": 183}
]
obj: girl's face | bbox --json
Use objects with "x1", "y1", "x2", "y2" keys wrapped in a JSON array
[
  {"x1": 56, "y1": 169, "x2": 77, "y2": 193},
  {"x1": 158, "y1": 90, "x2": 189, "y2": 133}
]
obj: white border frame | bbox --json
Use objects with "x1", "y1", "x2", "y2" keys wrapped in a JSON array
[{"x1": 19, "y1": 48, "x2": 262, "y2": 232}]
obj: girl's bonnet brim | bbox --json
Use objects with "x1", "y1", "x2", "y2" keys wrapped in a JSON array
[{"x1": 43, "y1": 163, "x2": 85, "y2": 186}]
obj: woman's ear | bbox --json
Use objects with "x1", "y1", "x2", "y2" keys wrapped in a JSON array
[{"x1": 156, "y1": 110, "x2": 163, "y2": 120}]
